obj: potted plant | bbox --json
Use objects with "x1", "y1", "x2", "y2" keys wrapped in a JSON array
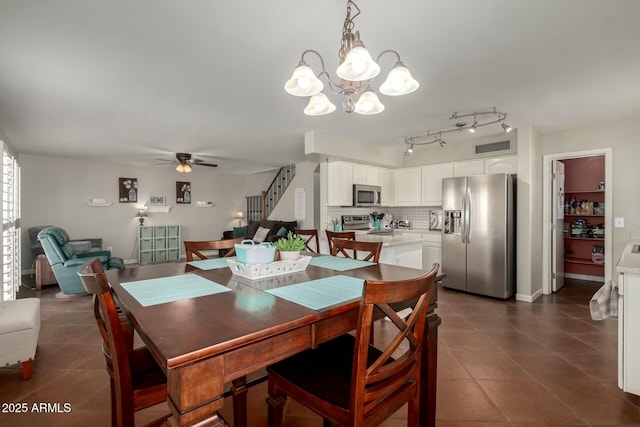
[{"x1": 274, "y1": 231, "x2": 306, "y2": 261}]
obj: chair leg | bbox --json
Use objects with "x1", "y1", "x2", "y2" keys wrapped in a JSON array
[
  {"x1": 21, "y1": 360, "x2": 32, "y2": 380},
  {"x1": 109, "y1": 378, "x2": 117, "y2": 427},
  {"x1": 231, "y1": 376, "x2": 248, "y2": 427},
  {"x1": 323, "y1": 420, "x2": 333, "y2": 427},
  {"x1": 266, "y1": 380, "x2": 286, "y2": 427}
]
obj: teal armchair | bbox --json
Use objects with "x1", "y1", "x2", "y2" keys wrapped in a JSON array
[{"x1": 37, "y1": 227, "x2": 125, "y2": 295}]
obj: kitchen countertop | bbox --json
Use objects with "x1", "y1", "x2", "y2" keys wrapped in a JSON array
[
  {"x1": 355, "y1": 231, "x2": 425, "y2": 247},
  {"x1": 617, "y1": 239, "x2": 640, "y2": 274}
]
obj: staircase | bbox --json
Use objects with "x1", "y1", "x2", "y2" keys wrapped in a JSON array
[{"x1": 246, "y1": 164, "x2": 296, "y2": 222}]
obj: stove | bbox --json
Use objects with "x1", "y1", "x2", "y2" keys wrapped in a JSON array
[{"x1": 341, "y1": 215, "x2": 370, "y2": 231}]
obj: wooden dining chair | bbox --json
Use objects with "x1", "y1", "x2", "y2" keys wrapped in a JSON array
[
  {"x1": 331, "y1": 238, "x2": 382, "y2": 263},
  {"x1": 266, "y1": 263, "x2": 440, "y2": 427},
  {"x1": 325, "y1": 230, "x2": 356, "y2": 255},
  {"x1": 184, "y1": 237, "x2": 244, "y2": 261},
  {"x1": 78, "y1": 258, "x2": 169, "y2": 427},
  {"x1": 294, "y1": 228, "x2": 319, "y2": 253}
]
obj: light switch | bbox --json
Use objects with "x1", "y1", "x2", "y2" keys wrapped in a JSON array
[{"x1": 615, "y1": 217, "x2": 625, "y2": 228}]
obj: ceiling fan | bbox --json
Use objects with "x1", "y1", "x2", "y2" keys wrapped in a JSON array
[{"x1": 154, "y1": 153, "x2": 218, "y2": 173}]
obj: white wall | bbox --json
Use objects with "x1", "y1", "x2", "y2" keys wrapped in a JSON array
[
  {"x1": 515, "y1": 125, "x2": 543, "y2": 301},
  {"x1": 541, "y1": 115, "x2": 640, "y2": 276},
  {"x1": 20, "y1": 154, "x2": 273, "y2": 270},
  {"x1": 267, "y1": 162, "x2": 318, "y2": 229}
]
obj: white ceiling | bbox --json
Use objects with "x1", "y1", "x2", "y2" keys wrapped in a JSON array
[{"x1": 1, "y1": 0, "x2": 639, "y2": 174}]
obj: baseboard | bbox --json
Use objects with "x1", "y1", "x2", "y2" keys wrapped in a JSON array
[
  {"x1": 515, "y1": 288, "x2": 543, "y2": 303},
  {"x1": 564, "y1": 273, "x2": 604, "y2": 282}
]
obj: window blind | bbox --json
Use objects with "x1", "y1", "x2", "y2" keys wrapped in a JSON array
[{"x1": 1, "y1": 141, "x2": 20, "y2": 302}]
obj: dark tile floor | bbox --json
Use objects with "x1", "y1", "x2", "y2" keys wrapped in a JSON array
[{"x1": 1, "y1": 277, "x2": 639, "y2": 426}]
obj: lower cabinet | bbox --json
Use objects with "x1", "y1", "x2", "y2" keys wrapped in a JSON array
[{"x1": 138, "y1": 225, "x2": 181, "y2": 264}]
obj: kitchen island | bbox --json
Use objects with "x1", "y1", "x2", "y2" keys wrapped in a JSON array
[
  {"x1": 357, "y1": 231, "x2": 425, "y2": 269},
  {"x1": 319, "y1": 229, "x2": 432, "y2": 270},
  {"x1": 616, "y1": 239, "x2": 640, "y2": 396}
]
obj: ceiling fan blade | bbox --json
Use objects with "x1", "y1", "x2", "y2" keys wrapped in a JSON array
[{"x1": 192, "y1": 159, "x2": 218, "y2": 167}]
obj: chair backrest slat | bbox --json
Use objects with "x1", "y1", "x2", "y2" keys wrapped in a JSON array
[
  {"x1": 331, "y1": 238, "x2": 382, "y2": 263},
  {"x1": 325, "y1": 230, "x2": 356, "y2": 255},
  {"x1": 293, "y1": 228, "x2": 319, "y2": 253},
  {"x1": 184, "y1": 238, "x2": 244, "y2": 261}
]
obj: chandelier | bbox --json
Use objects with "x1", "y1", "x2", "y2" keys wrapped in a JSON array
[
  {"x1": 284, "y1": 0, "x2": 419, "y2": 116},
  {"x1": 404, "y1": 108, "x2": 513, "y2": 155}
]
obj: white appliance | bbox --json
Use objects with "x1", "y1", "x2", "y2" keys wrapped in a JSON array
[{"x1": 352, "y1": 184, "x2": 381, "y2": 207}]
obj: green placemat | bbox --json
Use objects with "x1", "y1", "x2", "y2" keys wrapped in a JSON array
[
  {"x1": 309, "y1": 255, "x2": 375, "y2": 271},
  {"x1": 187, "y1": 257, "x2": 234, "y2": 270},
  {"x1": 266, "y1": 275, "x2": 364, "y2": 310},
  {"x1": 121, "y1": 274, "x2": 231, "y2": 307}
]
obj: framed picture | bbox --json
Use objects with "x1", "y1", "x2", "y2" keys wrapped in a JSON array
[
  {"x1": 149, "y1": 195, "x2": 166, "y2": 207},
  {"x1": 176, "y1": 181, "x2": 191, "y2": 204},
  {"x1": 119, "y1": 178, "x2": 138, "y2": 203}
]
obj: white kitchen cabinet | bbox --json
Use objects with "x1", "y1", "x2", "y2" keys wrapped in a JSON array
[
  {"x1": 391, "y1": 167, "x2": 422, "y2": 206},
  {"x1": 379, "y1": 168, "x2": 392, "y2": 206},
  {"x1": 422, "y1": 233, "x2": 442, "y2": 273},
  {"x1": 619, "y1": 271, "x2": 640, "y2": 395},
  {"x1": 327, "y1": 161, "x2": 353, "y2": 206},
  {"x1": 485, "y1": 155, "x2": 518, "y2": 174},
  {"x1": 453, "y1": 159, "x2": 485, "y2": 177},
  {"x1": 353, "y1": 164, "x2": 380, "y2": 186},
  {"x1": 421, "y1": 162, "x2": 454, "y2": 206}
]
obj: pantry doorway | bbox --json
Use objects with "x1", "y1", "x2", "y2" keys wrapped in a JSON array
[{"x1": 542, "y1": 148, "x2": 612, "y2": 295}]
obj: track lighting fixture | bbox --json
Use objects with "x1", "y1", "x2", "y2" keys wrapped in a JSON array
[
  {"x1": 404, "y1": 108, "x2": 511, "y2": 154},
  {"x1": 284, "y1": 0, "x2": 418, "y2": 116}
]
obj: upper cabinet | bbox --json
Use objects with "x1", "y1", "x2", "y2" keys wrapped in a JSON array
[
  {"x1": 453, "y1": 159, "x2": 485, "y2": 177},
  {"x1": 454, "y1": 155, "x2": 518, "y2": 177},
  {"x1": 421, "y1": 163, "x2": 454, "y2": 206},
  {"x1": 378, "y1": 168, "x2": 392, "y2": 206},
  {"x1": 327, "y1": 161, "x2": 353, "y2": 206},
  {"x1": 352, "y1": 164, "x2": 380, "y2": 186},
  {"x1": 392, "y1": 167, "x2": 422, "y2": 206},
  {"x1": 484, "y1": 155, "x2": 518, "y2": 174}
]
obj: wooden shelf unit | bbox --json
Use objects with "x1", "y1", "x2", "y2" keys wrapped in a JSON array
[{"x1": 562, "y1": 156, "x2": 605, "y2": 279}]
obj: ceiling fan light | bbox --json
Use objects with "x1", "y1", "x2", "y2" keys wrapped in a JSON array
[
  {"x1": 304, "y1": 93, "x2": 336, "y2": 116},
  {"x1": 354, "y1": 89, "x2": 385, "y2": 115},
  {"x1": 183, "y1": 164, "x2": 192, "y2": 173},
  {"x1": 379, "y1": 63, "x2": 419, "y2": 96},
  {"x1": 284, "y1": 64, "x2": 323, "y2": 96},
  {"x1": 176, "y1": 164, "x2": 185, "y2": 173},
  {"x1": 336, "y1": 45, "x2": 380, "y2": 81}
]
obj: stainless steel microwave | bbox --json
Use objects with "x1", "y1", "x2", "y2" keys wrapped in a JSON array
[{"x1": 353, "y1": 184, "x2": 381, "y2": 207}]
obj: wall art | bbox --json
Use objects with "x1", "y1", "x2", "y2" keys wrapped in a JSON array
[
  {"x1": 119, "y1": 178, "x2": 138, "y2": 203},
  {"x1": 176, "y1": 181, "x2": 191, "y2": 204}
]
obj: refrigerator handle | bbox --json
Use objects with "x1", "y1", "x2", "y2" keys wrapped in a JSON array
[
  {"x1": 466, "y1": 188, "x2": 472, "y2": 244},
  {"x1": 461, "y1": 193, "x2": 467, "y2": 243}
]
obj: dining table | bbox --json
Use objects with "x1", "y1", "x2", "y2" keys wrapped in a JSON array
[{"x1": 106, "y1": 254, "x2": 443, "y2": 427}]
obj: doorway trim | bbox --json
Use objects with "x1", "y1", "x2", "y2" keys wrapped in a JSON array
[{"x1": 542, "y1": 148, "x2": 612, "y2": 295}]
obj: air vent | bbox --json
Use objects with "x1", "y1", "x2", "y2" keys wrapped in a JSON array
[{"x1": 475, "y1": 140, "x2": 510, "y2": 154}]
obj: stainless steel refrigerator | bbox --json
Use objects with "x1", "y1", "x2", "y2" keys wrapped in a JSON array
[{"x1": 441, "y1": 173, "x2": 515, "y2": 299}]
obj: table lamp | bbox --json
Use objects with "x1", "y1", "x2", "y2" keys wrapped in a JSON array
[
  {"x1": 235, "y1": 211, "x2": 244, "y2": 227},
  {"x1": 136, "y1": 209, "x2": 148, "y2": 226}
]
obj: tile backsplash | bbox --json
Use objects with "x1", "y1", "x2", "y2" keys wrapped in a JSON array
[{"x1": 324, "y1": 206, "x2": 440, "y2": 230}]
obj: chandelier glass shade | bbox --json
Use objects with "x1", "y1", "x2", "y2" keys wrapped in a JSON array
[{"x1": 284, "y1": 0, "x2": 418, "y2": 116}]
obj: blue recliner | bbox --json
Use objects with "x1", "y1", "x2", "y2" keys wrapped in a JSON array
[{"x1": 38, "y1": 227, "x2": 125, "y2": 295}]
